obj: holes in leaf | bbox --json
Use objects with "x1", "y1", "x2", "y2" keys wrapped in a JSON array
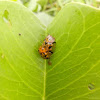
[
  {"x1": 88, "y1": 83, "x2": 95, "y2": 90},
  {"x1": 3, "y1": 10, "x2": 11, "y2": 25},
  {"x1": 3, "y1": 10, "x2": 9, "y2": 23}
]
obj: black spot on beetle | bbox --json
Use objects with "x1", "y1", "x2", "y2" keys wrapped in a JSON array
[
  {"x1": 49, "y1": 46, "x2": 52, "y2": 49},
  {"x1": 53, "y1": 42, "x2": 56, "y2": 44},
  {"x1": 44, "y1": 55, "x2": 47, "y2": 57},
  {"x1": 45, "y1": 42, "x2": 47, "y2": 45}
]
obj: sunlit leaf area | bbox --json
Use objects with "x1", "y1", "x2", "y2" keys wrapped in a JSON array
[{"x1": 0, "y1": 0, "x2": 100, "y2": 100}]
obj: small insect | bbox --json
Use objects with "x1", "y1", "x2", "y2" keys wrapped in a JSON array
[{"x1": 38, "y1": 35, "x2": 56, "y2": 59}]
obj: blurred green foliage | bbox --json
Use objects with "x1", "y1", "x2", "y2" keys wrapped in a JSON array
[
  {"x1": 5, "y1": 0, "x2": 100, "y2": 25},
  {"x1": 5, "y1": 0, "x2": 100, "y2": 16}
]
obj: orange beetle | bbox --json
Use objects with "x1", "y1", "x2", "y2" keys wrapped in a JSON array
[{"x1": 38, "y1": 35, "x2": 56, "y2": 59}]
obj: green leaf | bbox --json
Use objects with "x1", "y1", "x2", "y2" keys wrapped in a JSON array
[
  {"x1": 47, "y1": 3, "x2": 100, "y2": 100},
  {"x1": 0, "y1": 1, "x2": 100, "y2": 100},
  {"x1": 0, "y1": 1, "x2": 46, "y2": 99}
]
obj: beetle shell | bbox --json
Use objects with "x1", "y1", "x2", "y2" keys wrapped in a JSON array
[{"x1": 38, "y1": 35, "x2": 56, "y2": 59}]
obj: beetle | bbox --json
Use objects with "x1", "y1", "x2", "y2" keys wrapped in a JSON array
[{"x1": 38, "y1": 35, "x2": 56, "y2": 59}]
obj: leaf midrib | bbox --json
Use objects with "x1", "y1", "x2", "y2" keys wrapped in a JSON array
[{"x1": 43, "y1": 60, "x2": 46, "y2": 100}]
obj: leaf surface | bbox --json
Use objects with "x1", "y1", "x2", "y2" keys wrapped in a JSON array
[
  {"x1": 0, "y1": 1, "x2": 46, "y2": 100},
  {"x1": 47, "y1": 3, "x2": 100, "y2": 100},
  {"x1": 0, "y1": 1, "x2": 100, "y2": 100}
]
